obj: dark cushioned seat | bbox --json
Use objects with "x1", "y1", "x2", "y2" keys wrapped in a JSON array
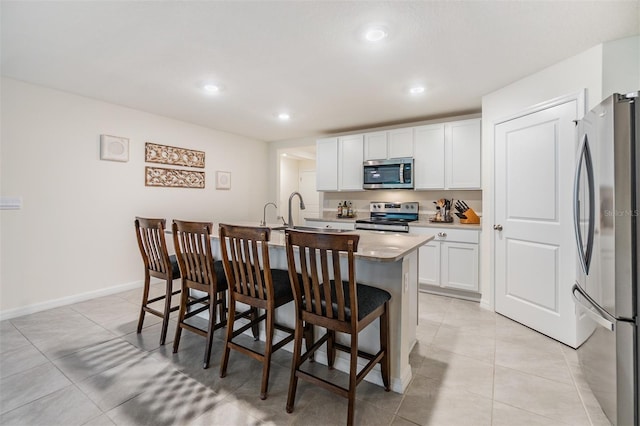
[
  {"x1": 305, "y1": 280, "x2": 391, "y2": 321},
  {"x1": 213, "y1": 260, "x2": 228, "y2": 292},
  {"x1": 169, "y1": 254, "x2": 180, "y2": 279}
]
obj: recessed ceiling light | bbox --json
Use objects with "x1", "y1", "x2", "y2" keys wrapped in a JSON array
[
  {"x1": 203, "y1": 83, "x2": 220, "y2": 93},
  {"x1": 278, "y1": 113, "x2": 291, "y2": 121},
  {"x1": 409, "y1": 86, "x2": 425, "y2": 95},
  {"x1": 364, "y1": 26, "x2": 388, "y2": 42}
]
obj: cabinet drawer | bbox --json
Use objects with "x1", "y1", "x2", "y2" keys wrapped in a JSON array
[{"x1": 410, "y1": 227, "x2": 479, "y2": 244}]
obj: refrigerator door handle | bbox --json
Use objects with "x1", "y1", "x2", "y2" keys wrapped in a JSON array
[
  {"x1": 572, "y1": 283, "x2": 615, "y2": 331},
  {"x1": 573, "y1": 134, "x2": 596, "y2": 275}
]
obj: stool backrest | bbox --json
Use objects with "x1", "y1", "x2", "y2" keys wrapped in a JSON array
[
  {"x1": 285, "y1": 230, "x2": 360, "y2": 326},
  {"x1": 219, "y1": 224, "x2": 273, "y2": 302},
  {"x1": 172, "y1": 220, "x2": 217, "y2": 288},
  {"x1": 135, "y1": 217, "x2": 172, "y2": 278}
]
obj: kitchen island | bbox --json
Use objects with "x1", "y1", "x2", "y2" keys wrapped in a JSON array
[{"x1": 209, "y1": 227, "x2": 433, "y2": 393}]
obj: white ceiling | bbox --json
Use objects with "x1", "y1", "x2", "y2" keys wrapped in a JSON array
[{"x1": 2, "y1": 1, "x2": 638, "y2": 142}]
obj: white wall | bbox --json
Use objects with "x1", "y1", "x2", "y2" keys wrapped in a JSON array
[
  {"x1": 480, "y1": 36, "x2": 639, "y2": 309},
  {"x1": 0, "y1": 78, "x2": 269, "y2": 317}
]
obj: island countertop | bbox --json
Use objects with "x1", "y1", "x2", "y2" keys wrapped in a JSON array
[{"x1": 214, "y1": 223, "x2": 434, "y2": 263}]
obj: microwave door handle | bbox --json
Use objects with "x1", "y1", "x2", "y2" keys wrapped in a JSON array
[{"x1": 399, "y1": 164, "x2": 404, "y2": 183}]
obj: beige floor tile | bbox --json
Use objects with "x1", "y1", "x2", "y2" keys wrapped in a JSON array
[
  {"x1": 495, "y1": 314, "x2": 564, "y2": 354},
  {"x1": 492, "y1": 401, "x2": 570, "y2": 426},
  {"x1": 0, "y1": 342, "x2": 49, "y2": 378},
  {"x1": 0, "y1": 362, "x2": 72, "y2": 415},
  {"x1": 494, "y1": 366, "x2": 590, "y2": 425},
  {"x1": 0, "y1": 385, "x2": 101, "y2": 426},
  {"x1": 0, "y1": 321, "x2": 31, "y2": 354},
  {"x1": 82, "y1": 414, "x2": 117, "y2": 426},
  {"x1": 417, "y1": 293, "x2": 452, "y2": 324},
  {"x1": 495, "y1": 338, "x2": 573, "y2": 384},
  {"x1": 431, "y1": 324, "x2": 495, "y2": 364},
  {"x1": 397, "y1": 374, "x2": 492, "y2": 426},
  {"x1": 416, "y1": 346, "x2": 494, "y2": 398}
]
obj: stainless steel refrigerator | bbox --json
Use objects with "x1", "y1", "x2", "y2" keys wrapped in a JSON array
[{"x1": 572, "y1": 92, "x2": 639, "y2": 426}]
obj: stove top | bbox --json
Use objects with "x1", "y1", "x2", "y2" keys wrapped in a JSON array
[{"x1": 354, "y1": 201, "x2": 419, "y2": 232}]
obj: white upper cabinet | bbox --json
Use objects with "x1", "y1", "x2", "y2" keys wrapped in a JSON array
[
  {"x1": 364, "y1": 131, "x2": 388, "y2": 160},
  {"x1": 364, "y1": 129, "x2": 414, "y2": 161},
  {"x1": 388, "y1": 128, "x2": 414, "y2": 158},
  {"x1": 414, "y1": 118, "x2": 481, "y2": 190},
  {"x1": 446, "y1": 119, "x2": 482, "y2": 189},
  {"x1": 338, "y1": 134, "x2": 364, "y2": 191},
  {"x1": 414, "y1": 123, "x2": 446, "y2": 189},
  {"x1": 316, "y1": 137, "x2": 338, "y2": 191}
]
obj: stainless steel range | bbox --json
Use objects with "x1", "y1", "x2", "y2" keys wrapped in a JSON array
[{"x1": 355, "y1": 202, "x2": 419, "y2": 233}]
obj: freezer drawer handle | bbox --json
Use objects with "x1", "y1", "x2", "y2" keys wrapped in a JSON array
[{"x1": 571, "y1": 284, "x2": 615, "y2": 331}]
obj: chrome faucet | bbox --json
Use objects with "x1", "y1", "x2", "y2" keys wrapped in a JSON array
[
  {"x1": 287, "y1": 191, "x2": 306, "y2": 227},
  {"x1": 260, "y1": 202, "x2": 278, "y2": 226}
]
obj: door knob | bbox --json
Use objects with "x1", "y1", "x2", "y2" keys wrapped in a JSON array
[{"x1": 493, "y1": 224, "x2": 503, "y2": 231}]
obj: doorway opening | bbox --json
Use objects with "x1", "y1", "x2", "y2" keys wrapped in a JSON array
[{"x1": 277, "y1": 145, "x2": 318, "y2": 226}]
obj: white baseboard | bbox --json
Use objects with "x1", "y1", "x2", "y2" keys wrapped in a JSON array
[{"x1": 0, "y1": 280, "x2": 145, "y2": 321}]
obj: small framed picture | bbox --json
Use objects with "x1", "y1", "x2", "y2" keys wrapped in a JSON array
[
  {"x1": 216, "y1": 171, "x2": 231, "y2": 190},
  {"x1": 100, "y1": 134, "x2": 129, "y2": 162}
]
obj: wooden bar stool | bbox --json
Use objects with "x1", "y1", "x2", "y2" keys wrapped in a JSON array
[
  {"x1": 218, "y1": 224, "x2": 295, "y2": 400},
  {"x1": 172, "y1": 220, "x2": 229, "y2": 369},
  {"x1": 134, "y1": 217, "x2": 181, "y2": 345},
  {"x1": 284, "y1": 230, "x2": 391, "y2": 426}
]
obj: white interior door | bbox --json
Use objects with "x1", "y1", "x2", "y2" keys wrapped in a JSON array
[{"x1": 494, "y1": 99, "x2": 579, "y2": 346}]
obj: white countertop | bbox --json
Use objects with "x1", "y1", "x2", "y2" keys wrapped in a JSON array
[
  {"x1": 304, "y1": 215, "x2": 482, "y2": 231},
  {"x1": 214, "y1": 222, "x2": 434, "y2": 263}
]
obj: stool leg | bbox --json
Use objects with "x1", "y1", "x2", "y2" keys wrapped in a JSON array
[
  {"x1": 286, "y1": 317, "x2": 304, "y2": 414},
  {"x1": 347, "y1": 332, "x2": 358, "y2": 426},
  {"x1": 219, "y1": 297, "x2": 236, "y2": 378},
  {"x1": 327, "y1": 329, "x2": 336, "y2": 369},
  {"x1": 380, "y1": 302, "x2": 391, "y2": 391},
  {"x1": 137, "y1": 273, "x2": 151, "y2": 333},
  {"x1": 251, "y1": 307, "x2": 260, "y2": 340},
  {"x1": 173, "y1": 285, "x2": 188, "y2": 354},
  {"x1": 260, "y1": 307, "x2": 275, "y2": 400},
  {"x1": 203, "y1": 290, "x2": 217, "y2": 369},
  {"x1": 159, "y1": 277, "x2": 172, "y2": 345}
]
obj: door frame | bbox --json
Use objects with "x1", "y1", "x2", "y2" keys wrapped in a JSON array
[{"x1": 489, "y1": 90, "x2": 586, "y2": 311}]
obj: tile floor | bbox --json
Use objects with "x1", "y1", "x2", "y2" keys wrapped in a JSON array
[{"x1": 0, "y1": 285, "x2": 611, "y2": 426}]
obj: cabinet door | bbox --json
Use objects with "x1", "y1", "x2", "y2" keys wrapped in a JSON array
[
  {"x1": 414, "y1": 124, "x2": 445, "y2": 189},
  {"x1": 338, "y1": 134, "x2": 364, "y2": 191},
  {"x1": 316, "y1": 137, "x2": 338, "y2": 191},
  {"x1": 446, "y1": 119, "x2": 481, "y2": 189},
  {"x1": 364, "y1": 131, "x2": 388, "y2": 160},
  {"x1": 418, "y1": 241, "x2": 440, "y2": 286},
  {"x1": 440, "y1": 242, "x2": 478, "y2": 292},
  {"x1": 389, "y1": 128, "x2": 414, "y2": 158}
]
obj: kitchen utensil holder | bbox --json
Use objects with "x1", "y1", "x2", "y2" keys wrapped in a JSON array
[{"x1": 460, "y1": 208, "x2": 480, "y2": 224}]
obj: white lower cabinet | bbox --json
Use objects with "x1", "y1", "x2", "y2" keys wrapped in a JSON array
[{"x1": 410, "y1": 227, "x2": 479, "y2": 294}]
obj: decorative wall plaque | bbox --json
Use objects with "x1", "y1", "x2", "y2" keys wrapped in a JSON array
[
  {"x1": 145, "y1": 166, "x2": 205, "y2": 188},
  {"x1": 145, "y1": 142, "x2": 205, "y2": 168}
]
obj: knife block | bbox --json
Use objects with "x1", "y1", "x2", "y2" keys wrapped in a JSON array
[{"x1": 460, "y1": 208, "x2": 480, "y2": 224}]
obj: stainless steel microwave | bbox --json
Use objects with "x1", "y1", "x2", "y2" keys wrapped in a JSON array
[{"x1": 363, "y1": 158, "x2": 414, "y2": 189}]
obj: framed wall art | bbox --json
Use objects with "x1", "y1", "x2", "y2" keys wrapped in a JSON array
[
  {"x1": 145, "y1": 142, "x2": 205, "y2": 168},
  {"x1": 145, "y1": 166, "x2": 205, "y2": 189},
  {"x1": 215, "y1": 171, "x2": 231, "y2": 190}
]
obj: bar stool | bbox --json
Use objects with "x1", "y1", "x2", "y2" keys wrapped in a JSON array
[
  {"x1": 218, "y1": 224, "x2": 295, "y2": 400},
  {"x1": 134, "y1": 217, "x2": 181, "y2": 345},
  {"x1": 284, "y1": 229, "x2": 391, "y2": 426},
  {"x1": 171, "y1": 220, "x2": 231, "y2": 369}
]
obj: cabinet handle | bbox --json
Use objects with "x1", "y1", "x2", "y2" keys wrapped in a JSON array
[{"x1": 437, "y1": 232, "x2": 447, "y2": 237}]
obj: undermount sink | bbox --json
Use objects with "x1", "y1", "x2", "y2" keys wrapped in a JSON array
[{"x1": 270, "y1": 225, "x2": 352, "y2": 233}]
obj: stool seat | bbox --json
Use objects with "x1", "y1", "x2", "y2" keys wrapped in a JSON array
[{"x1": 307, "y1": 281, "x2": 391, "y2": 321}]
